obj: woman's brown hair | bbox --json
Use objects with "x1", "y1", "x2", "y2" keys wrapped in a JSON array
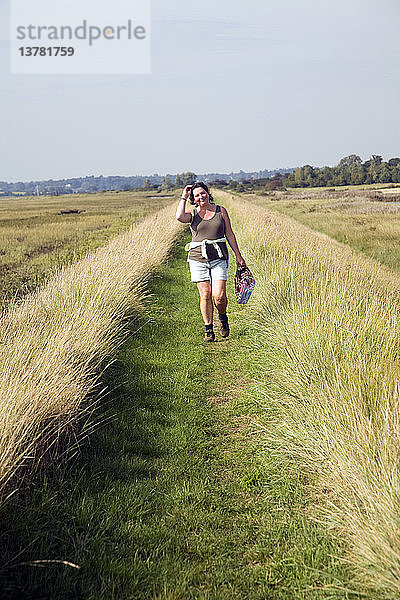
[{"x1": 189, "y1": 181, "x2": 214, "y2": 205}]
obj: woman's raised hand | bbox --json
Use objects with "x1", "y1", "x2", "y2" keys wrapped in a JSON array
[{"x1": 182, "y1": 185, "x2": 192, "y2": 199}]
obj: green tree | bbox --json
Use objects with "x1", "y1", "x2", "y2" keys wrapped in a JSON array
[
  {"x1": 349, "y1": 164, "x2": 365, "y2": 185},
  {"x1": 391, "y1": 166, "x2": 400, "y2": 183},
  {"x1": 161, "y1": 176, "x2": 173, "y2": 191},
  {"x1": 339, "y1": 154, "x2": 362, "y2": 168},
  {"x1": 293, "y1": 167, "x2": 304, "y2": 187},
  {"x1": 175, "y1": 172, "x2": 196, "y2": 186},
  {"x1": 319, "y1": 166, "x2": 334, "y2": 186},
  {"x1": 303, "y1": 165, "x2": 317, "y2": 187},
  {"x1": 365, "y1": 162, "x2": 379, "y2": 184},
  {"x1": 180, "y1": 172, "x2": 197, "y2": 186},
  {"x1": 377, "y1": 163, "x2": 391, "y2": 183}
]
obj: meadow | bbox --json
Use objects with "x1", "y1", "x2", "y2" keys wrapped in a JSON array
[
  {"x1": 0, "y1": 186, "x2": 400, "y2": 598},
  {"x1": 244, "y1": 185, "x2": 400, "y2": 272},
  {"x1": 0, "y1": 190, "x2": 181, "y2": 501},
  {"x1": 0, "y1": 190, "x2": 174, "y2": 310},
  {"x1": 1, "y1": 236, "x2": 351, "y2": 600},
  {"x1": 219, "y1": 189, "x2": 400, "y2": 598}
]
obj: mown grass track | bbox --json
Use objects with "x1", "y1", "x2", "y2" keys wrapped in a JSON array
[{"x1": 0, "y1": 236, "x2": 357, "y2": 600}]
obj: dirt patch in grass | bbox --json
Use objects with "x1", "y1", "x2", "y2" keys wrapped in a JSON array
[{"x1": 208, "y1": 393, "x2": 235, "y2": 405}]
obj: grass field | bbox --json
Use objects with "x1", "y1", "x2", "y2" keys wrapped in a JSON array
[
  {"x1": 0, "y1": 238, "x2": 357, "y2": 600},
  {"x1": 0, "y1": 191, "x2": 174, "y2": 310},
  {"x1": 242, "y1": 185, "x2": 400, "y2": 272},
  {"x1": 0, "y1": 187, "x2": 399, "y2": 598},
  {"x1": 218, "y1": 190, "x2": 400, "y2": 597},
  {"x1": 0, "y1": 201, "x2": 181, "y2": 499}
]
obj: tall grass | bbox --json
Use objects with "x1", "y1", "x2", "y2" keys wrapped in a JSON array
[
  {"x1": 0, "y1": 203, "x2": 181, "y2": 497},
  {"x1": 218, "y1": 191, "x2": 400, "y2": 597},
  {"x1": 0, "y1": 190, "x2": 173, "y2": 310},
  {"x1": 246, "y1": 189, "x2": 400, "y2": 273}
]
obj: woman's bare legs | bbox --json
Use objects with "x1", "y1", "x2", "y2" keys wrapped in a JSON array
[
  {"x1": 196, "y1": 280, "x2": 228, "y2": 341},
  {"x1": 211, "y1": 279, "x2": 227, "y2": 315},
  {"x1": 212, "y1": 279, "x2": 229, "y2": 337},
  {"x1": 196, "y1": 281, "x2": 213, "y2": 325},
  {"x1": 196, "y1": 280, "x2": 228, "y2": 324}
]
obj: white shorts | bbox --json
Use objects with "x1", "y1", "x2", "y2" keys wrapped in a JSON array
[{"x1": 188, "y1": 258, "x2": 228, "y2": 283}]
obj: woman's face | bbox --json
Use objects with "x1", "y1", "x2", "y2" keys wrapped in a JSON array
[{"x1": 193, "y1": 186, "x2": 209, "y2": 206}]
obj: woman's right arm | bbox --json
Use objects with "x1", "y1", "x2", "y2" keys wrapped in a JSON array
[{"x1": 176, "y1": 186, "x2": 193, "y2": 223}]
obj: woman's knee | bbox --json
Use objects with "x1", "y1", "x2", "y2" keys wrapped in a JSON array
[
  {"x1": 200, "y1": 291, "x2": 212, "y2": 302},
  {"x1": 197, "y1": 284, "x2": 212, "y2": 301},
  {"x1": 213, "y1": 291, "x2": 227, "y2": 305}
]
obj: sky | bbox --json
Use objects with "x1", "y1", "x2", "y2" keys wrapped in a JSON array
[{"x1": 0, "y1": 0, "x2": 399, "y2": 182}]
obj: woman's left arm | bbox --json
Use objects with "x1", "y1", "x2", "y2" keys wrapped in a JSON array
[{"x1": 221, "y1": 206, "x2": 246, "y2": 268}]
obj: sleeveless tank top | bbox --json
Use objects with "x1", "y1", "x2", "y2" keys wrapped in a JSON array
[{"x1": 189, "y1": 205, "x2": 229, "y2": 263}]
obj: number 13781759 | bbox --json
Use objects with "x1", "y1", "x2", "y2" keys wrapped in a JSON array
[{"x1": 19, "y1": 47, "x2": 75, "y2": 57}]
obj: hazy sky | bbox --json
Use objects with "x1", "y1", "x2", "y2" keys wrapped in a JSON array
[{"x1": 1, "y1": 0, "x2": 399, "y2": 182}]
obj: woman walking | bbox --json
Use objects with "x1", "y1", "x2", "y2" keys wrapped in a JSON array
[{"x1": 176, "y1": 182, "x2": 246, "y2": 342}]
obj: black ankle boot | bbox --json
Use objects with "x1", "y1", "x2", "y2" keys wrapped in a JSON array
[{"x1": 218, "y1": 314, "x2": 229, "y2": 338}]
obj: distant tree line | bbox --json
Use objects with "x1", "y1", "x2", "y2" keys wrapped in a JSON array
[
  {"x1": 131, "y1": 156, "x2": 400, "y2": 195},
  {"x1": 6, "y1": 155, "x2": 397, "y2": 197},
  {"x1": 284, "y1": 155, "x2": 400, "y2": 188},
  {"x1": 0, "y1": 168, "x2": 293, "y2": 197},
  {"x1": 213, "y1": 155, "x2": 400, "y2": 194},
  {"x1": 0, "y1": 174, "x2": 169, "y2": 197}
]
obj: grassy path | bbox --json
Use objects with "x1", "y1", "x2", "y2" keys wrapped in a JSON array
[{"x1": 0, "y1": 237, "x2": 356, "y2": 599}]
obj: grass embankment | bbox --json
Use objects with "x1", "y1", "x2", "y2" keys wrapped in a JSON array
[
  {"x1": 218, "y1": 191, "x2": 400, "y2": 598},
  {"x1": 0, "y1": 238, "x2": 354, "y2": 600},
  {"x1": 243, "y1": 187, "x2": 400, "y2": 272},
  {"x1": 0, "y1": 191, "x2": 173, "y2": 309},
  {"x1": 0, "y1": 203, "x2": 181, "y2": 498}
]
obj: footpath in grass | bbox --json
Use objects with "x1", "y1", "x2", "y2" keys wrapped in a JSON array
[{"x1": 0, "y1": 237, "x2": 358, "y2": 599}]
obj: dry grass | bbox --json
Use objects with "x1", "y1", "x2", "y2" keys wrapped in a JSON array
[
  {"x1": 0, "y1": 202, "x2": 182, "y2": 497},
  {"x1": 0, "y1": 190, "x2": 174, "y2": 310},
  {"x1": 245, "y1": 189, "x2": 400, "y2": 273},
  {"x1": 217, "y1": 190, "x2": 400, "y2": 598},
  {"x1": 0, "y1": 191, "x2": 172, "y2": 261}
]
